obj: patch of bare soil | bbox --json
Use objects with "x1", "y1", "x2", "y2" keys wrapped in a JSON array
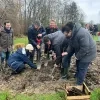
[
  {"x1": 0, "y1": 60, "x2": 75, "y2": 95},
  {"x1": 85, "y1": 42, "x2": 100, "y2": 90},
  {"x1": 0, "y1": 43, "x2": 100, "y2": 95}
]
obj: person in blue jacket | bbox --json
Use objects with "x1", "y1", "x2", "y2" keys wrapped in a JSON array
[
  {"x1": 7, "y1": 44, "x2": 38, "y2": 74},
  {"x1": 27, "y1": 21, "x2": 45, "y2": 62}
]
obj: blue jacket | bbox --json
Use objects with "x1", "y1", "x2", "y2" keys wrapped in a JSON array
[
  {"x1": 7, "y1": 48, "x2": 37, "y2": 70},
  {"x1": 28, "y1": 25, "x2": 45, "y2": 47}
]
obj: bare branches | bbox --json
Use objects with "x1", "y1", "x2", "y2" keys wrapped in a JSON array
[{"x1": 0, "y1": 0, "x2": 85, "y2": 36}]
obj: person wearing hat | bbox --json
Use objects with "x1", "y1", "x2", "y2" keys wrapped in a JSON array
[{"x1": 7, "y1": 44, "x2": 39, "y2": 74}]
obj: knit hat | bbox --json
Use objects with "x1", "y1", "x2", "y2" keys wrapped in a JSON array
[{"x1": 26, "y1": 44, "x2": 34, "y2": 51}]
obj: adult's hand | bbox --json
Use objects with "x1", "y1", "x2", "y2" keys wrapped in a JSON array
[
  {"x1": 53, "y1": 53, "x2": 56, "y2": 60},
  {"x1": 62, "y1": 52, "x2": 68, "y2": 56},
  {"x1": 38, "y1": 34, "x2": 42, "y2": 37},
  {"x1": 37, "y1": 45, "x2": 40, "y2": 49}
]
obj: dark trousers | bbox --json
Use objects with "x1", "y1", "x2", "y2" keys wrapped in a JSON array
[
  {"x1": 29, "y1": 48, "x2": 41, "y2": 62},
  {"x1": 62, "y1": 49, "x2": 73, "y2": 68},
  {"x1": 15, "y1": 64, "x2": 25, "y2": 73},
  {"x1": 75, "y1": 60, "x2": 90, "y2": 85},
  {"x1": 62, "y1": 55, "x2": 71, "y2": 68},
  {"x1": 44, "y1": 44, "x2": 51, "y2": 59},
  {"x1": 62, "y1": 50, "x2": 90, "y2": 85}
]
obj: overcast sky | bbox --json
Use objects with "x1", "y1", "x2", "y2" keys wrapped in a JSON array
[{"x1": 74, "y1": 0, "x2": 100, "y2": 24}]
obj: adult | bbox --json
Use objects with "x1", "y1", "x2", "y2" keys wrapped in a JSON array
[
  {"x1": 45, "y1": 20, "x2": 58, "y2": 58},
  {"x1": 43, "y1": 31, "x2": 66, "y2": 67},
  {"x1": 0, "y1": 21, "x2": 13, "y2": 67},
  {"x1": 62, "y1": 22, "x2": 96, "y2": 85},
  {"x1": 27, "y1": 21, "x2": 45, "y2": 62}
]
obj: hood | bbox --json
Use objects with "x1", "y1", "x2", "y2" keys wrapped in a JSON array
[
  {"x1": 71, "y1": 23, "x2": 81, "y2": 38},
  {"x1": 16, "y1": 48, "x2": 26, "y2": 55}
]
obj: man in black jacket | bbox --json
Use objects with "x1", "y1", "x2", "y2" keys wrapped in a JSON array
[
  {"x1": 45, "y1": 20, "x2": 58, "y2": 58},
  {"x1": 27, "y1": 21, "x2": 45, "y2": 62},
  {"x1": 62, "y1": 22, "x2": 96, "y2": 85}
]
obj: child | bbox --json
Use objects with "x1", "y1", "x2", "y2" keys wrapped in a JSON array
[{"x1": 7, "y1": 44, "x2": 39, "y2": 74}]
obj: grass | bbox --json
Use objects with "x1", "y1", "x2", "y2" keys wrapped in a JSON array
[
  {"x1": 1, "y1": 88, "x2": 100, "y2": 100},
  {"x1": 0, "y1": 91, "x2": 66, "y2": 100},
  {"x1": 90, "y1": 88, "x2": 100, "y2": 100},
  {"x1": 14, "y1": 36, "x2": 100, "y2": 45},
  {"x1": 14, "y1": 37, "x2": 28, "y2": 45},
  {"x1": 93, "y1": 35, "x2": 100, "y2": 42}
]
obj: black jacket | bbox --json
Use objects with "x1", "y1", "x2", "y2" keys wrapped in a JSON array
[
  {"x1": 45, "y1": 27, "x2": 58, "y2": 35},
  {"x1": 28, "y1": 25, "x2": 45, "y2": 47}
]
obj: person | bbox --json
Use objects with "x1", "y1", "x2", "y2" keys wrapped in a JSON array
[
  {"x1": 93, "y1": 24, "x2": 98, "y2": 36},
  {"x1": 0, "y1": 21, "x2": 13, "y2": 67},
  {"x1": 43, "y1": 30, "x2": 66, "y2": 67},
  {"x1": 62, "y1": 22, "x2": 97, "y2": 85},
  {"x1": 45, "y1": 20, "x2": 58, "y2": 58},
  {"x1": 85, "y1": 24, "x2": 90, "y2": 31},
  {"x1": 45, "y1": 20, "x2": 58, "y2": 35},
  {"x1": 27, "y1": 21, "x2": 45, "y2": 62},
  {"x1": 7, "y1": 44, "x2": 38, "y2": 74}
]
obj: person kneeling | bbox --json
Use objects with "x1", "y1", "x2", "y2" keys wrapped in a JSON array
[{"x1": 7, "y1": 44, "x2": 39, "y2": 74}]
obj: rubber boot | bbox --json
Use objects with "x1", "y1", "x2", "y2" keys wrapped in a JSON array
[
  {"x1": 61, "y1": 67, "x2": 69, "y2": 79},
  {"x1": 61, "y1": 68, "x2": 64, "y2": 76}
]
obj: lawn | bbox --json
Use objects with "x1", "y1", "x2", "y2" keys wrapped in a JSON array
[
  {"x1": 14, "y1": 37, "x2": 28, "y2": 45},
  {"x1": 0, "y1": 91, "x2": 66, "y2": 100},
  {"x1": 90, "y1": 88, "x2": 100, "y2": 100},
  {"x1": 14, "y1": 36, "x2": 100, "y2": 46},
  {"x1": 93, "y1": 36, "x2": 100, "y2": 42},
  {"x1": 0, "y1": 88, "x2": 100, "y2": 100}
]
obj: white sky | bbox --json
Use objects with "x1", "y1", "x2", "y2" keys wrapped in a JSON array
[{"x1": 74, "y1": 0, "x2": 100, "y2": 23}]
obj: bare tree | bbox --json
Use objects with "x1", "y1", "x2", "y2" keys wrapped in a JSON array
[{"x1": 0, "y1": 0, "x2": 85, "y2": 36}]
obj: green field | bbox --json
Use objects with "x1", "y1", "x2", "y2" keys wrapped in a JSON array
[
  {"x1": 14, "y1": 36, "x2": 100, "y2": 46},
  {"x1": 93, "y1": 36, "x2": 100, "y2": 42},
  {"x1": 14, "y1": 37, "x2": 28, "y2": 45}
]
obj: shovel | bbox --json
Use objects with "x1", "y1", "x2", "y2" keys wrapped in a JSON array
[
  {"x1": 37, "y1": 61, "x2": 41, "y2": 70},
  {"x1": 49, "y1": 63, "x2": 58, "y2": 80}
]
